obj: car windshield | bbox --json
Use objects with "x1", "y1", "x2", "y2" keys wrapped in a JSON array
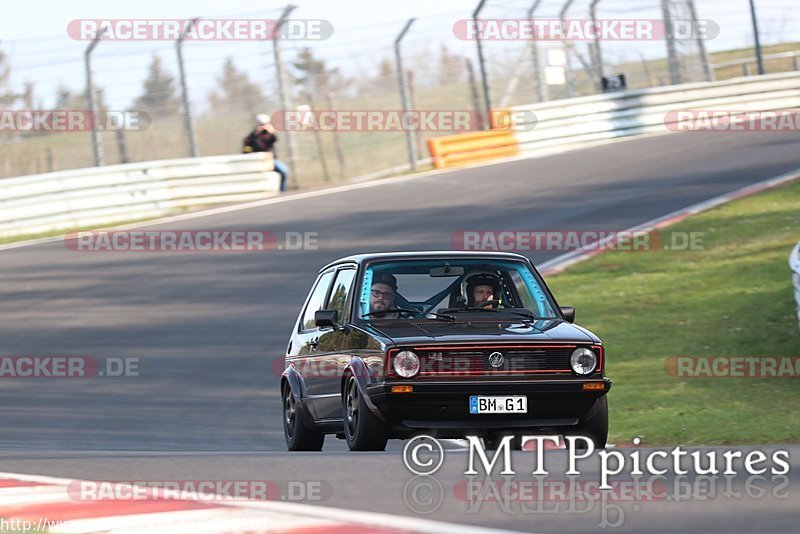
[{"x1": 357, "y1": 258, "x2": 558, "y2": 320}]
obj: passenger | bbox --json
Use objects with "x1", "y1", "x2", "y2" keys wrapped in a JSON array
[{"x1": 369, "y1": 273, "x2": 399, "y2": 318}]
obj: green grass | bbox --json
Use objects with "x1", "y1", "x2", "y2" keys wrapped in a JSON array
[{"x1": 546, "y1": 179, "x2": 800, "y2": 446}]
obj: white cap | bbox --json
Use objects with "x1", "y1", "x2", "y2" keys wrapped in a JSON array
[{"x1": 255, "y1": 114, "x2": 271, "y2": 125}]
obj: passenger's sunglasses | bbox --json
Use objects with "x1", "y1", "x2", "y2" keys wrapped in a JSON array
[{"x1": 370, "y1": 289, "x2": 394, "y2": 299}]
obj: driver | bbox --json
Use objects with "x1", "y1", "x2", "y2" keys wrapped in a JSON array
[
  {"x1": 466, "y1": 273, "x2": 501, "y2": 309},
  {"x1": 369, "y1": 273, "x2": 399, "y2": 318}
]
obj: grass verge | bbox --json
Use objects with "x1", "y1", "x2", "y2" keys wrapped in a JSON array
[{"x1": 546, "y1": 179, "x2": 800, "y2": 446}]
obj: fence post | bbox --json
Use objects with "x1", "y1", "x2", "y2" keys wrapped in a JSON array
[
  {"x1": 749, "y1": 0, "x2": 765, "y2": 75},
  {"x1": 589, "y1": 0, "x2": 605, "y2": 91},
  {"x1": 473, "y1": 0, "x2": 491, "y2": 128},
  {"x1": 307, "y1": 101, "x2": 330, "y2": 182},
  {"x1": 394, "y1": 17, "x2": 417, "y2": 171},
  {"x1": 465, "y1": 58, "x2": 485, "y2": 131},
  {"x1": 325, "y1": 92, "x2": 347, "y2": 178},
  {"x1": 528, "y1": 0, "x2": 546, "y2": 102},
  {"x1": 273, "y1": 4, "x2": 298, "y2": 185},
  {"x1": 115, "y1": 129, "x2": 129, "y2": 164},
  {"x1": 686, "y1": 0, "x2": 713, "y2": 81},
  {"x1": 560, "y1": 0, "x2": 578, "y2": 97},
  {"x1": 84, "y1": 28, "x2": 105, "y2": 167},
  {"x1": 176, "y1": 17, "x2": 199, "y2": 157},
  {"x1": 661, "y1": 0, "x2": 682, "y2": 85},
  {"x1": 791, "y1": 241, "x2": 800, "y2": 333},
  {"x1": 407, "y1": 70, "x2": 424, "y2": 157}
]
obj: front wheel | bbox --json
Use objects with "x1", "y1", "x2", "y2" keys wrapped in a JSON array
[
  {"x1": 566, "y1": 396, "x2": 608, "y2": 449},
  {"x1": 283, "y1": 383, "x2": 324, "y2": 451},
  {"x1": 483, "y1": 433, "x2": 523, "y2": 450},
  {"x1": 343, "y1": 376, "x2": 388, "y2": 451}
]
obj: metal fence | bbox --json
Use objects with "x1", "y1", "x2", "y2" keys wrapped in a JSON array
[
  {"x1": 1, "y1": 0, "x2": 799, "y2": 186},
  {"x1": 792, "y1": 241, "x2": 800, "y2": 334}
]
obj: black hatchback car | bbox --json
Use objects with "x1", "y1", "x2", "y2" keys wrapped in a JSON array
[{"x1": 280, "y1": 251, "x2": 610, "y2": 451}]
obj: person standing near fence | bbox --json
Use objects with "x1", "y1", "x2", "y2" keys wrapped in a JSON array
[{"x1": 243, "y1": 114, "x2": 288, "y2": 192}]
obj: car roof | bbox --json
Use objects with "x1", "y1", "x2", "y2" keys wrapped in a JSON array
[{"x1": 319, "y1": 251, "x2": 532, "y2": 273}]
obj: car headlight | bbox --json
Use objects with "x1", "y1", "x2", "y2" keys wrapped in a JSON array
[
  {"x1": 570, "y1": 348, "x2": 597, "y2": 375},
  {"x1": 393, "y1": 350, "x2": 420, "y2": 378}
]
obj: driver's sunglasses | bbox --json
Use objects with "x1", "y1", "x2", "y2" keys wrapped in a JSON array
[{"x1": 370, "y1": 289, "x2": 394, "y2": 299}]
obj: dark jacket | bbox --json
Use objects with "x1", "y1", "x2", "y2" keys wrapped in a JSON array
[{"x1": 243, "y1": 130, "x2": 277, "y2": 153}]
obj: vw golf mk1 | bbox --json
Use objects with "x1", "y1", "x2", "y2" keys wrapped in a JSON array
[{"x1": 280, "y1": 251, "x2": 610, "y2": 451}]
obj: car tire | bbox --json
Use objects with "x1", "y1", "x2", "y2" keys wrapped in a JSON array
[
  {"x1": 483, "y1": 433, "x2": 523, "y2": 450},
  {"x1": 343, "y1": 375, "x2": 388, "y2": 451},
  {"x1": 283, "y1": 382, "x2": 324, "y2": 451},
  {"x1": 568, "y1": 396, "x2": 609, "y2": 449}
]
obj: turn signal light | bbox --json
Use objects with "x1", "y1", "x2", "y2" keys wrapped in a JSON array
[
  {"x1": 391, "y1": 385, "x2": 414, "y2": 393},
  {"x1": 582, "y1": 382, "x2": 605, "y2": 390}
]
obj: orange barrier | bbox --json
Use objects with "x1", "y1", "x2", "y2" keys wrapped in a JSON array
[
  {"x1": 489, "y1": 108, "x2": 513, "y2": 130},
  {"x1": 427, "y1": 110, "x2": 519, "y2": 169}
]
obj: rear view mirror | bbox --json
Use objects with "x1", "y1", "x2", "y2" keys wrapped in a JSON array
[
  {"x1": 430, "y1": 264, "x2": 464, "y2": 277},
  {"x1": 560, "y1": 306, "x2": 575, "y2": 323},
  {"x1": 315, "y1": 309, "x2": 339, "y2": 329}
]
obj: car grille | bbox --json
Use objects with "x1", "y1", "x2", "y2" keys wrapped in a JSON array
[{"x1": 415, "y1": 346, "x2": 574, "y2": 376}]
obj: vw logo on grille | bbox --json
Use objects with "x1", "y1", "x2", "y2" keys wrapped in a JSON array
[{"x1": 488, "y1": 351, "x2": 505, "y2": 368}]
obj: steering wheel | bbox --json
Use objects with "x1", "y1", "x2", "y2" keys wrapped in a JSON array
[{"x1": 474, "y1": 299, "x2": 502, "y2": 309}]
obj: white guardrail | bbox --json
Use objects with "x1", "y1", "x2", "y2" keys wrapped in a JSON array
[
  {"x1": 505, "y1": 71, "x2": 800, "y2": 157},
  {"x1": 0, "y1": 152, "x2": 280, "y2": 239},
  {"x1": 791, "y1": 241, "x2": 800, "y2": 334}
]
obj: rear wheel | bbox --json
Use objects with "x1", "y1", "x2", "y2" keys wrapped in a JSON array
[
  {"x1": 282, "y1": 383, "x2": 324, "y2": 451},
  {"x1": 343, "y1": 376, "x2": 388, "y2": 451}
]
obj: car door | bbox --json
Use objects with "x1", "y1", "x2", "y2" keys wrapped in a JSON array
[
  {"x1": 310, "y1": 267, "x2": 357, "y2": 420},
  {"x1": 293, "y1": 269, "x2": 336, "y2": 420}
]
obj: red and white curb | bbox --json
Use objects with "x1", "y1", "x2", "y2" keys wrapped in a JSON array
[
  {"x1": 538, "y1": 167, "x2": 800, "y2": 276},
  {"x1": 0, "y1": 472, "x2": 519, "y2": 534}
]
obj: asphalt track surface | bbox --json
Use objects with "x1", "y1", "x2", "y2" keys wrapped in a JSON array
[{"x1": 1, "y1": 130, "x2": 799, "y2": 531}]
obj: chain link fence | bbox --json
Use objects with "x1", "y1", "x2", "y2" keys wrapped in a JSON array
[{"x1": 1, "y1": 0, "x2": 799, "y2": 186}]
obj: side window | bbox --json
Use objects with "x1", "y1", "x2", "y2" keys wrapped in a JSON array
[
  {"x1": 327, "y1": 269, "x2": 356, "y2": 323},
  {"x1": 300, "y1": 271, "x2": 335, "y2": 331},
  {"x1": 509, "y1": 271, "x2": 536, "y2": 310}
]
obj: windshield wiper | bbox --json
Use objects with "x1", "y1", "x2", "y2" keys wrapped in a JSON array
[
  {"x1": 361, "y1": 307, "x2": 420, "y2": 318},
  {"x1": 361, "y1": 308, "x2": 455, "y2": 321},
  {"x1": 442, "y1": 307, "x2": 537, "y2": 320}
]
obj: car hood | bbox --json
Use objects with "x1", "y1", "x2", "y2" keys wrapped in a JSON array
[{"x1": 360, "y1": 318, "x2": 598, "y2": 346}]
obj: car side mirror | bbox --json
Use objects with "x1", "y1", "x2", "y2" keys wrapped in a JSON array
[
  {"x1": 315, "y1": 309, "x2": 339, "y2": 329},
  {"x1": 560, "y1": 306, "x2": 575, "y2": 323}
]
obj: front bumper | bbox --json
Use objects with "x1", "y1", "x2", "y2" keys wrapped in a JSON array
[{"x1": 366, "y1": 377, "x2": 610, "y2": 436}]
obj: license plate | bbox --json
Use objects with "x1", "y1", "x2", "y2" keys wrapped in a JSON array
[{"x1": 469, "y1": 395, "x2": 527, "y2": 414}]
